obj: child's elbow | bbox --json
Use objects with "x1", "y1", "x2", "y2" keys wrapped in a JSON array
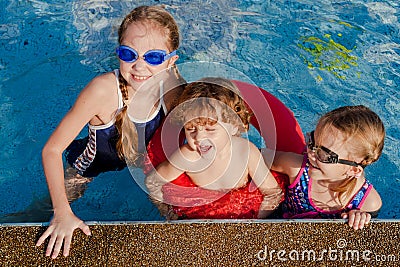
[
  {"x1": 363, "y1": 189, "x2": 382, "y2": 216},
  {"x1": 144, "y1": 171, "x2": 156, "y2": 191},
  {"x1": 145, "y1": 171, "x2": 164, "y2": 200},
  {"x1": 368, "y1": 198, "x2": 382, "y2": 217},
  {"x1": 371, "y1": 196, "x2": 382, "y2": 212},
  {"x1": 41, "y1": 142, "x2": 60, "y2": 161}
]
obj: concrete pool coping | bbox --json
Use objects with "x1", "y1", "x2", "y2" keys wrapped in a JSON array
[{"x1": 1, "y1": 219, "x2": 399, "y2": 266}]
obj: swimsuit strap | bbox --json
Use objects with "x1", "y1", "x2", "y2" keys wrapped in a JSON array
[
  {"x1": 288, "y1": 153, "x2": 308, "y2": 189},
  {"x1": 114, "y1": 69, "x2": 124, "y2": 109},
  {"x1": 345, "y1": 180, "x2": 373, "y2": 210},
  {"x1": 159, "y1": 80, "x2": 168, "y2": 114},
  {"x1": 115, "y1": 69, "x2": 167, "y2": 113}
]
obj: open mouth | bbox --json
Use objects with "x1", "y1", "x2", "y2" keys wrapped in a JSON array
[
  {"x1": 197, "y1": 144, "x2": 212, "y2": 154},
  {"x1": 196, "y1": 140, "x2": 214, "y2": 155}
]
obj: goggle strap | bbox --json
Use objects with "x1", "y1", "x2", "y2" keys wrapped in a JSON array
[
  {"x1": 164, "y1": 50, "x2": 177, "y2": 60},
  {"x1": 338, "y1": 159, "x2": 360, "y2": 167}
]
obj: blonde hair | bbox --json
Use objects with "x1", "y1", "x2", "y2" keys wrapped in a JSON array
[
  {"x1": 114, "y1": 6, "x2": 181, "y2": 165},
  {"x1": 171, "y1": 77, "x2": 252, "y2": 134},
  {"x1": 315, "y1": 105, "x2": 385, "y2": 206}
]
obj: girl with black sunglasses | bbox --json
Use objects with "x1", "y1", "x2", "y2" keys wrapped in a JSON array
[{"x1": 267, "y1": 105, "x2": 385, "y2": 230}]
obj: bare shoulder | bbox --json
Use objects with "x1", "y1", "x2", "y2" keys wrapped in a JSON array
[
  {"x1": 156, "y1": 144, "x2": 194, "y2": 180},
  {"x1": 267, "y1": 150, "x2": 303, "y2": 182},
  {"x1": 74, "y1": 72, "x2": 118, "y2": 113},
  {"x1": 69, "y1": 72, "x2": 118, "y2": 122},
  {"x1": 234, "y1": 137, "x2": 258, "y2": 150},
  {"x1": 361, "y1": 186, "x2": 382, "y2": 213},
  {"x1": 82, "y1": 72, "x2": 116, "y2": 97}
]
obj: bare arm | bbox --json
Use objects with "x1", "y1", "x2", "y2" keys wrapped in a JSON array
[
  {"x1": 145, "y1": 144, "x2": 193, "y2": 202},
  {"x1": 247, "y1": 143, "x2": 283, "y2": 218},
  {"x1": 36, "y1": 74, "x2": 115, "y2": 258},
  {"x1": 145, "y1": 160, "x2": 184, "y2": 202},
  {"x1": 145, "y1": 148, "x2": 188, "y2": 219},
  {"x1": 261, "y1": 148, "x2": 303, "y2": 184}
]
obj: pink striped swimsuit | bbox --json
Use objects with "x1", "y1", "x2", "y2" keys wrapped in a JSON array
[{"x1": 282, "y1": 155, "x2": 373, "y2": 219}]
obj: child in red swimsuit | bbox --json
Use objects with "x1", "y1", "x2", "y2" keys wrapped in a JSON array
[{"x1": 145, "y1": 77, "x2": 282, "y2": 219}]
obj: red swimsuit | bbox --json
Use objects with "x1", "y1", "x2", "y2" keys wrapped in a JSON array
[{"x1": 162, "y1": 174, "x2": 264, "y2": 219}]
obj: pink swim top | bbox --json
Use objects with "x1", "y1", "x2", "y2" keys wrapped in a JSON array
[{"x1": 282, "y1": 155, "x2": 373, "y2": 219}]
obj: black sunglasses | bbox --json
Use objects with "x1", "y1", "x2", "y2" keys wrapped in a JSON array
[{"x1": 306, "y1": 131, "x2": 363, "y2": 167}]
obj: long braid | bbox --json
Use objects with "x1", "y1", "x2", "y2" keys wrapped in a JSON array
[{"x1": 115, "y1": 74, "x2": 139, "y2": 165}]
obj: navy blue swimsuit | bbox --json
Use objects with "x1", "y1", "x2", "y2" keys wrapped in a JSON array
[{"x1": 65, "y1": 70, "x2": 167, "y2": 177}]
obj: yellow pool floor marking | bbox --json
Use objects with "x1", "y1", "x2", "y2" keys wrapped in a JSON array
[{"x1": 298, "y1": 26, "x2": 359, "y2": 80}]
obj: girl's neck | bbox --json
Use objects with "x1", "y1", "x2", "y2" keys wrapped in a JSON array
[
  {"x1": 127, "y1": 84, "x2": 160, "y2": 121},
  {"x1": 310, "y1": 174, "x2": 365, "y2": 210}
]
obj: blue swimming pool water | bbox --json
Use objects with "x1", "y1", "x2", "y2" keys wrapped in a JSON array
[{"x1": 0, "y1": 0, "x2": 399, "y2": 221}]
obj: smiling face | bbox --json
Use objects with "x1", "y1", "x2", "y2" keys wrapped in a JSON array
[{"x1": 118, "y1": 22, "x2": 178, "y2": 91}]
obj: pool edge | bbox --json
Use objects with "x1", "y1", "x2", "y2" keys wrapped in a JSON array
[{"x1": 1, "y1": 220, "x2": 399, "y2": 266}]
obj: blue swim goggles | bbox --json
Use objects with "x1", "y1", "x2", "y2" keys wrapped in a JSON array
[{"x1": 116, "y1": 45, "x2": 177, "y2": 66}]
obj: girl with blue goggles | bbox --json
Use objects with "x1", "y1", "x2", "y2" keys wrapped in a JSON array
[{"x1": 37, "y1": 5, "x2": 183, "y2": 260}]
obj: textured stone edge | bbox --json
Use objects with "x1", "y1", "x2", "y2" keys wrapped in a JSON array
[{"x1": 1, "y1": 220, "x2": 399, "y2": 267}]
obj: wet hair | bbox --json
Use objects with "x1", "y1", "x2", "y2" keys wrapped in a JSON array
[
  {"x1": 314, "y1": 105, "x2": 385, "y2": 206},
  {"x1": 171, "y1": 77, "x2": 252, "y2": 135},
  {"x1": 114, "y1": 6, "x2": 180, "y2": 165},
  {"x1": 117, "y1": 5, "x2": 179, "y2": 51}
]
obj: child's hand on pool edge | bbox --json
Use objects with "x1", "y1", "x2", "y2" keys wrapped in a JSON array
[
  {"x1": 36, "y1": 210, "x2": 91, "y2": 258},
  {"x1": 341, "y1": 209, "x2": 371, "y2": 230}
]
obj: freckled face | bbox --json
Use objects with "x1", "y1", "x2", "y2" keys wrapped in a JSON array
[{"x1": 118, "y1": 22, "x2": 178, "y2": 92}]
